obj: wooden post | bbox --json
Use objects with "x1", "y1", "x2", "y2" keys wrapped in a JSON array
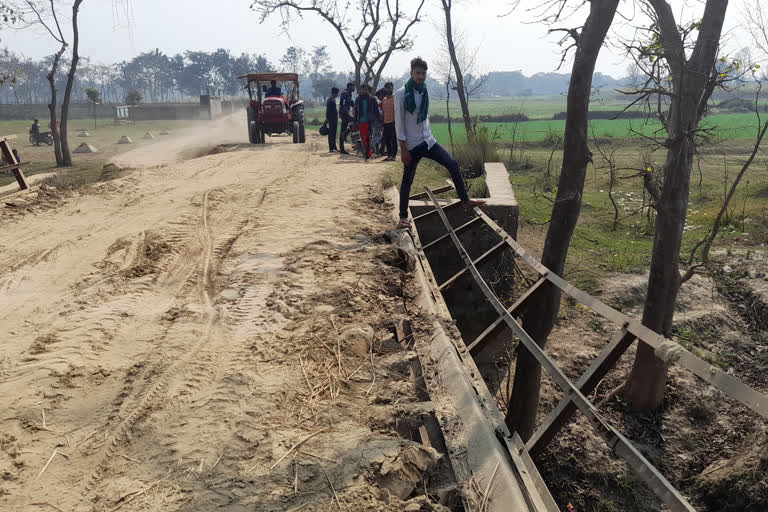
[{"x1": 0, "y1": 138, "x2": 28, "y2": 191}]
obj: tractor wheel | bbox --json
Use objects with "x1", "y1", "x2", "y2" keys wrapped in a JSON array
[
  {"x1": 292, "y1": 121, "x2": 299, "y2": 143},
  {"x1": 298, "y1": 122, "x2": 306, "y2": 143},
  {"x1": 248, "y1": 123, "x2": 256, "y2": 144},
  {"x1": 257, "y1": 127, "x2": 265, "y2": 144}
]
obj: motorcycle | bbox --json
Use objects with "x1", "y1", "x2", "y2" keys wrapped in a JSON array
[{"x1": 29, "y1": 129, "x2": 54, "y2": 146}]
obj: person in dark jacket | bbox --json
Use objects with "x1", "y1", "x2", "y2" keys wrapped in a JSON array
[
  {"x1": 30, "y1": 119, "x2": 40, "y2": 146},
  {"x1": 264, "y1": 80, "x2": 282, "y2": 97},
  {"x1": 338, "y1": 82, "x2": 355, "y2": 154},
  {"x1": 326, "y1": 87, "x2": 339, "y2": 152},
  {"x1": 353, "y1": 84, "x2": 380, "y2": 160}
]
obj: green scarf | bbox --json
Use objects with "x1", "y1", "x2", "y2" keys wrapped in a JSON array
[{"x1": 404, "y1": 78, "x2": 429, "y2": 124}]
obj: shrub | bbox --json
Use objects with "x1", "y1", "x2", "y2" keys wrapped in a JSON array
[
  {"x1": 452, "y1": 123, "x2": 500, "y2": 178},
  {"x1": 753, "y1": 208, "x2": 768, "y2": 244},
  {"x1": 542, "y1": 128, "x2": 562, "y2": 147},
  {"x1": 125, "y1": 90, "x2": 143, "y2": 106}
]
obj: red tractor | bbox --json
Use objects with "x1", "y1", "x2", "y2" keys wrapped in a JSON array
[{"x1": 239, "y1": 72, "x2": 306, "y2": 144}]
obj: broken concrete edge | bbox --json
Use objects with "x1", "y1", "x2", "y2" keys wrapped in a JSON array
[
  {"x1": 384, "y1": 187, "x2": 555, "y2": 512},
  {"x1": 409, "y1": 197, "x2": 519, "y2": 241}
]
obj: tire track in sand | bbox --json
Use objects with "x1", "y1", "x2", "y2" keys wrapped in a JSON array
[{"x1": 83, "y1": 189, "x2": 219, "y2": 496}]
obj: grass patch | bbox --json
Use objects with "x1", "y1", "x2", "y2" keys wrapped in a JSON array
[{"x1": 504, "y1": 134, "x2": 768, "y2": 293}]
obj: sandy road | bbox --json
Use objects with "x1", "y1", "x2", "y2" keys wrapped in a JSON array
[{"x1": 0, "y1": 122, "x2": 440, "y2": 511}]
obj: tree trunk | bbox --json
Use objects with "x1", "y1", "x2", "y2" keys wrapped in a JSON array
[
  {"x1": 441, "y1": 0, "x2": 473, "y2": 138},
  {"x1": 623, "y1": 133, "x2": 693, "y2": 408},
  {"x1": 47, "y1": 44, "x2": 67, "y2": 167},
  {"x1": 506, "y1": 0, "x2": 619, "y2": 441},
  {"x1": 60, "y1": 0, "x2": 84, "y2": 167},
  {"x1": 354, "y1": 61, "x2": 363, "y2": 88},
  {"x1": 622, "y1": 0, "x2": 729, "y2": 410},
  {"x1": 446, "y1": 62, "x2": 454, "y2": 150}
]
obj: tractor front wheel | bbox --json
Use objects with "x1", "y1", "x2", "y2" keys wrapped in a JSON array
[
  {"x1": 292, "y1": 121, "x2": 300, "y2": 143},
  {"x1": 298, "y1": 121, "x2": 306, "y2": 143}
]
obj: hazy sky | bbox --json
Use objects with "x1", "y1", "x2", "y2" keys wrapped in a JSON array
[{"x1": 3, "y1": 0, "x2": 754, "y2": 78}]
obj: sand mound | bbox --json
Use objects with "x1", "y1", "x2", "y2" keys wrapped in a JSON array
[
  {"x1": 73, "y1": 142, "x2": 98, "y2": 153},
  {"x1": 117, "y1": 135, "x2": 134, "y2": 144},
  {"x1": 77, "y1": 131, "x2": 90, "y2": 137},
  {"x1": 143, "y1": 131, "x2": 156, "y2": 140}
]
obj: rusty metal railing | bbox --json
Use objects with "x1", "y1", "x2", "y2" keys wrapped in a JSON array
[{"x1": 422, "y1": 186, "x2": 768, "y2": 512}]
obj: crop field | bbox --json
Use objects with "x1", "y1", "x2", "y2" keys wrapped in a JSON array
[
  {"x1": 307, "y1": 96, "x2": 767, "y2": 143},
  {"x1": 430, "y1": 112, "x2": 765, "y2": 143}
]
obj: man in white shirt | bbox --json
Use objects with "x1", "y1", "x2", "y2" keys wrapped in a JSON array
[{"x1": 394, "y1": 56, "x2": 484, "y2": 229}]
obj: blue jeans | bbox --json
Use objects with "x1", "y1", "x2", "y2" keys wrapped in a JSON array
[{"x1": 399, "y1": 142, "x2": 469, "y2": 219}]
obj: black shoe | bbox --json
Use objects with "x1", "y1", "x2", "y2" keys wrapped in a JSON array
[{"x1": 340, "y1": 150, "x2": 349, "y2": 154}]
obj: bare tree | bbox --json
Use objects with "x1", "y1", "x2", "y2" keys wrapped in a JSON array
[
  {"x1": 0, "y1": 4, "x2": 20, "y2": 84},
  {"x1": 464, "y1": 72, "x2": 489, "y2": 109},
  {"x1": 433, "y1": 47, "x2": 455, "y2": 148},
  {"x1": 506, "y1": 0, "x2": 620, "y2": 441},
  {"x1": 683, "y1": 83, "x2": 768, "y2": 280},
  {"x1": 279, "y1": 46, "x2": 306, "y2": 73},
  {"x1": 60, "y1": 0, "x2": 84, "y2": 166},
  {"x1": 682, "y1": 1, "x2": 768, "y2": 279},
  {"x1": 439, "y1": 0, "x2": 473, "y2": 136},
  {"x1": 746, "y1": 0, "x2": 768, "y2": 58},
  {"x1": 619, "y1": 0, "x2": 731, "y2": 410},
  {"x1": 26, "y1": 0, "x2": 68, "y2": 165},
  {"x1": 251, "y1": 0, "x2": 425, "y2": 90}
]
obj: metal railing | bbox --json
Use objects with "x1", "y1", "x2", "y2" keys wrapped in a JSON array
[{"x1": 419, "y1": 186, "x2": 768, "y2": 512}]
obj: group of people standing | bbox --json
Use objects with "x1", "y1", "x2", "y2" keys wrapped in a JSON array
[
  {"x1": 324, "y1": 57, "x2": 484, "y2": 229},
  {"x1": 325, "y1": 82, "x2": 398, "y2": 161}
]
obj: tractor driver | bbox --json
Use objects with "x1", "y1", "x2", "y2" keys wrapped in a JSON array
[{"x1": 264, "y1": 80, "x2": 282, "y2": 98}]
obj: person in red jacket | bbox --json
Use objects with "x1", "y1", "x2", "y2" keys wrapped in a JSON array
[{"x1": 353, "y1": 84, "x2": 380, "y2": 161}]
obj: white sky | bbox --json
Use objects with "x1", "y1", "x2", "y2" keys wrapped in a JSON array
[{"x1": 2, "y1": 0, "x2": 754, "y2": 78}]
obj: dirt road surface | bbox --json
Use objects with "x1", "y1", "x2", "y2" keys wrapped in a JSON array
[{"x1": 1, "y1": 119, "x2": 440, "y2": 511}]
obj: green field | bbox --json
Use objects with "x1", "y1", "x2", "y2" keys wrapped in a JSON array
[
  {"x1": 310, "y1": 112, "x2": 764, "y2": 143},
  {"x1": 429, "y1": 112, "x2": 765, "y2": 144},
  {"x1": 305, "y1": 95, "x2": 766, "y2": 143}
]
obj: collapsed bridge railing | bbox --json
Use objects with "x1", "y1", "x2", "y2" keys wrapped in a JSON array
[
  {"x1": 0, "y1": 136, "x2": 30, "y2": 197},
  {"x1": 414, "y1": 184, "x2": 768, "y2": 512}
]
